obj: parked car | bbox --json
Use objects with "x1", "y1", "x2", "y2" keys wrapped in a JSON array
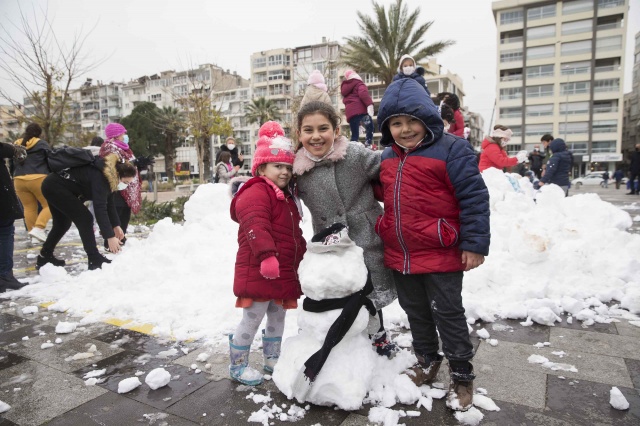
[{"x1": 571, "y1": 174, "x2": 605, "y2": 189}]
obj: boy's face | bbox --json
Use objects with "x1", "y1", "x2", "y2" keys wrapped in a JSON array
[
  {"x1": 401, "y1": 58, "x2": 414, "y2": 68},
  {"x1": 388, "y1": 115, "x2": 427, "y2": 149}
]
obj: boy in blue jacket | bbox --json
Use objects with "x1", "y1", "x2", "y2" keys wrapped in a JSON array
[{"x1": 376, "y1": 79, "x2": 490, "y2": 411}]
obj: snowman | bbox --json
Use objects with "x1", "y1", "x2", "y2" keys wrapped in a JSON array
[{"x1": 272, "y1": 223, "x2": 380, "y2": 410}]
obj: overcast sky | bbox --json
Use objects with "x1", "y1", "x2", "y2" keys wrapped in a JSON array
[{"x1": 1, "y1": 0, "x2": 638, "y2": 132}]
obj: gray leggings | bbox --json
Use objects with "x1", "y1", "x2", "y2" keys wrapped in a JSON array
[{"x1": 232, "y1": 300, "x2": 286, "y2": 347}]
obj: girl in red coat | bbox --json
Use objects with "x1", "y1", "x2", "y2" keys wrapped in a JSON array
[
  {"x1": 478, "y1": 125, "x2": 526, "y2": 172},
  {"x1": 228, "y1": 121, "x2": 306, "y2": 386}
]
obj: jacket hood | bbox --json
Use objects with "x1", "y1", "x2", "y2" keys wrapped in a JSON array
[
  {"x1": 550, "y1": 138, "x2": 567, "y2": 153},
  {"x1": 377, "y1": 79, "x2": 442, "y2": 146},
  {"x1": 481, "y1": 138, "x2": 495, "y2": 150},
  {"x1": 15, "y1": 137, "x2": 43, "y2": 151},
  {"x1": 102, "y1": 153, "x2": 120, "y2": 192},
  {"x1": 340, "y1": 78, "x2": 363, "y2": 97},
  {"x1": 397, "y1": 54, "x2": 416, "y2": 72}
]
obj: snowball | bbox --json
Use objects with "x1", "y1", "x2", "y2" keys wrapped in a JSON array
[
  {"x1": 55, "y1": 321, "x2": 77, "y2": 334},
  {"x1": 488, "y1": 339, "x2": 499, "y2": 347},
  {"x1": 145, "y1": 368, "x2": 171, "y2": 390},
  {"x1": 40, "y1": 342, "x2": 54, "y2": 349},
  {"x1": 609, "y1": 387, "x2": 629, "y2": 410},
  {"x1": 195, "y1": 352, "x2": 210, "y2": 362},
  {"x1": 454, "y1": 406, "x2": 484, "y2": 425},
  {"x1": 117, "y1": 377, "x2": 142, "y2": 394},
  {"x1": 476, "y1": 329, "x2": 490, "y2": 339}
]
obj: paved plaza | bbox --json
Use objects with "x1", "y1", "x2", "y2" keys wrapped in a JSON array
[{"x1": 1, "y1": 186, "x2": 639, "y2": 425}]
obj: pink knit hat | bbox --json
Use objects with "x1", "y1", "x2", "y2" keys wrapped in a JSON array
[
  {"x1": 344, "y1": 70, "x2": 362, "y2": 81},
  {"x1": 250, "y1": 121, "x2": 295, "y2": 177},
  {"x1": 105, "y1": 123, "x2": 127, "y2": 140},
  {"x1": 307, "y1": 70, "x2": 327, "y2": 92}
]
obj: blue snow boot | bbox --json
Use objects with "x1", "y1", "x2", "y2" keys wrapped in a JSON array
[
  {"x1": 262, "y1": 329, "x2": 282, "y2": 373},
  {"x1": 228, "y1": 335, "x2": 263, "y2": 386}
]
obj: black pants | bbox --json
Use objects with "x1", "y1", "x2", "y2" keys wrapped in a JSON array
[
  {"x1": 41, "y1": 174, "x2": 100, "y2": 257},
  {"x1": 113, "y1": 192, "x2": 130, "y2": 234},
  {"x1": 393, "y1": 270, "x2": 473, "y2": 362}
]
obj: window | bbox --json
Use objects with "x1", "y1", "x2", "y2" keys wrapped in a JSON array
[
  {"x1": 562, "y1": 19, "x2": 592, "y2": 35},
  {"x1": 501, "y1": 30, "x2": 524, "y2": 44},
  {"x1": 561, "y1": 61, "x2": 591, "y2": 74},
  {"x1": 510, "y1": 125, "x2": 522, "y2": 137},
  {"x1": 269, "y1": 84, "x2": 287, "y2": 96},
  {"x1": 500, "y1": 49, "x2": 523, "y2": 62},
  {"x1": 500, "y1": 87, "x2": 523, "y2": 100},
  {"x1": 561, "y1": 81, "x2": 590, "y2": 95},
  {"x1": 526, "y1": 84, "x2": 553, "y2": 98},
  {"x1": 563, "y1": 0, "x2": 593, "y2": 14},
  {"x1": 267, "y1": 54, "x2": 290, "y2": 67},
  {"x1": 592, "y1": 120, "x2": 617, "y2": 133},
  {"x1": 268, "y1": 70, "x2": 290, "y2": 81},
  {"x1": 363, "y1": 73, "x2": 381, "y2": 84},
  {"x1": 598, "y1": 0, "x2": 624, "y2": 8},
  {"x1": 527, "y1": 5, "x2": 556, "y2": 20},
  {"x1": 596, "y1": 36, "x2": 622, "y2": 51},
  {"x1": 500, "y1": 69, "x2": 523, "y2": 81},
  {"x1": 560, "y1": 101, "x2": 590, "y2": 115},
  {"x1": 561, "y1": 40, "x2": 592, "y2": 56},
  {"x1": 500, "y1": 10, "x2": 523, "y2": 25},
  {"x1": 150, "y1": 94, "x2": 161, "y2": 102},
  {"x1": 567, "y1": 142, "x2": 588, "y2": 154},
  {"x1": 500, "y1": 106, "x2": 522, "y2": 118},
  {"x1": 526, "y1": 45, "x2": 555, "y2": 60},
  {"x1": 559, "y1": 122, "x2": 589, "y2": 134},
  {"x1": 527, "y1": 64, "x2": 554, "y2": 79},
  {"x1": 592, "y1": 141, "x2": 617, "y2": 152},
  {"x1": 593, "y1": 100, "x2": 618, "y2": 113},
  {"x1": 525, "y1": 123, "x2": 553, "y2": 136},
  {"x1": 525, "y1": 104, "x2": 553, "y2": 116},
  {"x1": 253, "y1": 57, "x2": 266, "y2": 68},
  {"x1": 594, "y1": 78, "x2": 620, "y2": 92},
  {"x1": 296, "y1": 49, "x2": 311, "y2": 62},
  {"x1": 527, "y1": 25, "x2": 556, "y2": 40},
  {"x1": 254, "y1": 72, "x2": 267, "y2": 83},
  {"x1": 254, "y1": 87, "x2": 267, "y2": 97},
  {"x1": 223, "y1": 92, "x2": 236, "y2": 101}
]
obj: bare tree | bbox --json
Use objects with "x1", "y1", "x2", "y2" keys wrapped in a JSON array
[{"x1": 0, "y1": 4, "x2": 98, "y2": 145}]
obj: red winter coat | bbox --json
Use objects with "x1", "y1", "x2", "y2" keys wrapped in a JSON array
[
  {"x1": 341, "y1": 78, "x2": 373, "y2": 121},
  {"x1": 448, "y1": 108, "x2": 465, "y2": 137},
  {"x1": 478, "y1": 138, "x2": 518, "y2": 172},
  {"x1": 230, "y1": 177, "x2": 306, "y2": 300}
]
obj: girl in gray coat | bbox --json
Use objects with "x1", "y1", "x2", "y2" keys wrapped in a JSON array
[{"x1": 293, "y1": 101, "x2": 397, "y2": 358}]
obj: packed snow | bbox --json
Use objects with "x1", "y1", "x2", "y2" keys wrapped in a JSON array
[
  {"x1": 117, "y1": 377, "x2": 142, "y2": 394},
  {"x1": 2, "y1": 170, "x2": 639, "y2": 415},
  {"x1": 0, "y1": 400, "x2": 10, "y2": 413},
  {"x1": 609, "y1": 386, "x2": 629, "y2": 410},
  {"x1": 145, "y1": 368, "x2": 171, "y2": 390}
]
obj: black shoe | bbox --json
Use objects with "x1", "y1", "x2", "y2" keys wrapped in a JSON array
[
  {"x1": 36, "y1": 254, "x2": 66, "y2": 270},
  {"x1": 88, "y1": 254, "x2": 111, "y2": 270},
  {"x1": 0, "y1": 275, "x2": 27, "y2": 290}
]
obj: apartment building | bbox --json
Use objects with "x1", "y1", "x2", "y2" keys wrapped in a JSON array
[
  {"x1": 69, "y1": 79, "x2": 123, "y2": 136},
  {"x1": 622, "y1": 31, "x2": 640, "y2": 166},
  {"x1": 0, "y1": 105, "x2": 25, "y2": 142},
  {"x1": 493, "y1": 0, "x2": 628, "y2": 175}
]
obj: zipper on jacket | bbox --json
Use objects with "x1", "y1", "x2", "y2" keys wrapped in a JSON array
[
  {"x1": 285, "y1": 196, "x2": 299, "y2": 281},
  {"x1": 393, "y1": 154, "x2": 411, "y2": 274}
]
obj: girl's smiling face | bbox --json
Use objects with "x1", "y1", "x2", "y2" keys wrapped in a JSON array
[
  {"x1": 388, "y1": 115, "x2": 427, "y2": 150},
  {"x1": 298, "y1": 113, "x2": 339, "y2": 158}
]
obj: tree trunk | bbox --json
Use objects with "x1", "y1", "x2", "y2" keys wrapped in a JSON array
[
  {"x1": 202, "y1": 135, "x2": 212, "y2": 182},
  {"x1": 164, "y1": 134, "x2": 175, "y2": 181}
]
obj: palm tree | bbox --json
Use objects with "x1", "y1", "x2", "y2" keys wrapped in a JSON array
[
  {"x1": 245, "y1": 97, "x2": 281, "y2": 126},
  {"x1": 342, "y1": 0, "x2": 455, "y2": 85},
  {"x1": 156, "y1": 106, "x2": 185, "y2": 181}
]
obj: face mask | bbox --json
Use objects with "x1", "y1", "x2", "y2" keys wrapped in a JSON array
[
  {"x1": 500, "y1": 139, "x2": 509, "y2": 147},
  {"x1": 122, "y1": 135, "x2": 129, "y2": 145},
  {"x1": 227, "y1": 144, "x2": 235, "y2": 150},
  {"x1": 117, "y1": 182, "x2": 129, "y2": 191},
  {"x1": 402, "y1": 66, "x2": 416, "y2": 76}
]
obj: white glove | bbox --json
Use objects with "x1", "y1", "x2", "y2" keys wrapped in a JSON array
[
  {"x1": 515, "y1": 150, "x2": 528, "y2": 163},
  {"x1": 367, "y1": 105, "x2": 374, "y2": 117}
]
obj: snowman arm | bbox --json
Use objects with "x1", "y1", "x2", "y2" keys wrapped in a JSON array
[{"x1": 234, "y1": 184, "x2": 278, "y2": 261}]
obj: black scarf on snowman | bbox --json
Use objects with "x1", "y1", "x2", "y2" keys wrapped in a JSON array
[{"x1": 301, "y1": 223, "x2": 377, "y2": 383}]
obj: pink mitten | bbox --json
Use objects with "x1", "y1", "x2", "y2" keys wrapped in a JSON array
[{"x1": 260, "y1": 256, "x2": 280, "y2": 279}]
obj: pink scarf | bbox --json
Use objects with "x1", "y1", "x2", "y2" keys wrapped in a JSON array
[{"x1": 111, "y1": 139, "x2": 131, "y2": 152}]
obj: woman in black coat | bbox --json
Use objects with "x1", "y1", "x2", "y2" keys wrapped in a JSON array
[
  {"x1": 37, "y1": 154, "x2": 138, "y2": 271},
  {"x1": 0, "y1": 142, "x2": 27, "y2": 291}
]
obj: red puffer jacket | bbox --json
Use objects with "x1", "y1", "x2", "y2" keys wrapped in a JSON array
[
  {"x1": 341, "y1": 78, "x2": 373, "y2": 121},
  {"x1": 447, "y1": 108, "x2": 465, "y2": 137},
  {"x1": 230, "y1": 177, "x2": 306, "y2": 300},
  {"x1": 478, "y1": 138, "x2": 518, "y2": 172}
]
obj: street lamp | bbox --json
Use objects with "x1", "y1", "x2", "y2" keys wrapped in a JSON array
[{"x1": 562, "y1": 65, "x2": 570, "y2": 141}]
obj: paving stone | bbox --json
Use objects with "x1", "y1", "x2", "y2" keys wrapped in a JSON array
[
  {"x1": 481, "y1": 399, "x2": 574, "y2": 426},
  {"x1": 93, "y1": 328, "x2": 192, "y2": 358},
  {"x1": 0, "y1": 360, "x2": 106, "y2": 426},
  {"x1": 554, "y1": 315, "x2": 619, "y2": 335},
  {"x1": 615, "y1": 320, "x2": 640, "y2": 339},
  {"x1": 624, "y1": 358, "x2": 640, "y2": 390},
  {"x1": 44, "y1": 390, "x2": 199, "y2": 425},
  {"x1": 174, "y1": 347, "x2": 263, "y2": 382},
  {"x1": 0, "y1": 349, "x2": 27, "y2": 372},
  {"x1": 73, "y1": 349, "x2": 210, "y2": 410},
  {"x1": 545, "y1": 375, "x2": 640, "y2": 426},
  {"x1": 474, "y1": 339, "x2": 633, "y2": 388},
  {"x1": 483, "y1": 318, "x2": 550, "y2": 346},
  {"x1": 0, "y1": 322, "x2": 56, "y2": 347},
  {"x1": 8, "y1": 335, "x2": 123, "y2": 373},
  {"x1": 339, "y1": 413, "x2": 370, "y2": 425},
  {"x1": 167, "y1": 378, "x2": 351, "y2": 425},
  {"x1": 0, "y1": 312, "x2": 36, "y2": 333},
  {"x1": 474, "y1": 362, "x2": 547, "y2": 409},
  {"x1": 0, "y1": 418, "x2": 17, "y2": 425},
  {"x1": 550, "y1": 327, "x2": 640, "y2": 360}
]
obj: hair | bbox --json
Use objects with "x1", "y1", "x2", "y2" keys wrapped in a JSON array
[
  {"x1": 115, "y1": 161, "x2": 137, "y2": 178},
  {"x1": 491, "y1": 124, "x2": 510, "y2": 148},
  {"x1": 21, "y1": 123, "x2": 42, "y2": 142},
  {"x1": 540, "y1": 134, "x2": 554, "y2": 143},
  {"x1": 443, "y1": 93, "x2": 460, "y2": 111},
  {"x1": 91, "y1": 136, "x2": 104, "y2": 147},
  {"x1": 440, "y1": 104, "x2": 455, "y2": 124},
  {"x1": 225, "y1": 136, "x2": 236, "y2": 144},
  {"x1": 296, "y1": 101, "x2": 341, "y2": 151},
  {"x1": 219, "y1": 151, "x2": 231, "y2": 163}
]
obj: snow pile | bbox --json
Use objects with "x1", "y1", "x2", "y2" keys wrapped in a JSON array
[
  {"x1": 145, "y1": 368, "x2": 171, "y2": 390},
  {"x1": 609, "y1": 387, "x2": 629, "y2": 410}
]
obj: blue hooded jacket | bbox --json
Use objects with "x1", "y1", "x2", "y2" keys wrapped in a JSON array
[{"x1": 541, "y1": 138, "x2": 571, "y2": 187}]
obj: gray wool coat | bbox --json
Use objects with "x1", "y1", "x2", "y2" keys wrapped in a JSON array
[{"x1": 293, "y1": 136, "x2": 396, "y2": 309}]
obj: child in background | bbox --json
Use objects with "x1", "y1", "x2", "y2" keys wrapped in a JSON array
[
  {"x1": 293, "y1": 100, "x2": 398, "y2": 358},
  {"x1": 440, "y1": 104, "x2": 455, "y2": 133},
  {"x1": 376, "y1": 79, "x2": 490, "y2": 411},
  {"x1": 340, "y1": 70, "x2": 374, "y2": 147},
  {"x1": 229, "y1": 121, "x2": 306, "y2": 386},
  {"x1": 392, "y1": 54, "x2": 431, "y2": 96},
  {"x1": 300, "y1": 69, "x2": 332, "y2": 107}
]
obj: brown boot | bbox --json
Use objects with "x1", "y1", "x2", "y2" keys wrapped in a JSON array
[
  {"x1": 405, "y1": 353, "x2": 443, "y2": 386},
  {"x1": 446, "y1": 364, "x2": 475, "y2": 411}
]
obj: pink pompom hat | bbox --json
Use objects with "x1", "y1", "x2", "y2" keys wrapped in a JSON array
[{"x1": 251, "y1": 121, "x2": 295, "y2": 177}]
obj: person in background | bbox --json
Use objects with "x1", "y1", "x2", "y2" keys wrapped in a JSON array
[
  {"x1": 84, "y1": 136, "x2": 103, "y2": 156},
  {"x1": 300, "y1": 70, "x2": 332, "y2": 107},
  {"x1": 540, "y1": 134, "x2": 554, "y2": 165},
  {"x1": 215, "y1": 151, "x2": 241, "y2": 184},
  {"x1": 613, "y1": 168, "x2": 624, "y2": 190},
  {"x1": 602, "y1": 170, "x2": 610, "y2": 189},
  {"x1": 147, "y1": 169, "x2": 155, "y2": 193},
  {"x1": 539, "y1": 138, "x2": 572, "y2": 197},
  {"x1": 438, "y1": 93, "x2": 465, "y2": 137},
  {"x1": 0, "y1": 142, "x2": 28, "y2": 291},
  {"x1": 341, "y1": 70, "x2": 374, "y2": 147},
  {"x1": 37, "y1": 154, "x2": 137, "y2": 270},
  {"x1": 440, "y1": 104, "x2": 455, "y2": 133},
  {"x1": 392, "y1": 54, "x2": 431, "y2": 96},
  {"x1": 528, "y1": 145, "x2": 545, "y2": 179},
  {"x1": 478, "y1": 125, "x2": 527, "y2": 172},
  {"x1": 216, "y1": 137, "x2": 244, "y2": 169},
  {"x1": 628, "y1": 144, "x2": 640, "y2": 195},
  {"x1": 13, "y1": 123, "x2": 52, "y2": 243}
]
